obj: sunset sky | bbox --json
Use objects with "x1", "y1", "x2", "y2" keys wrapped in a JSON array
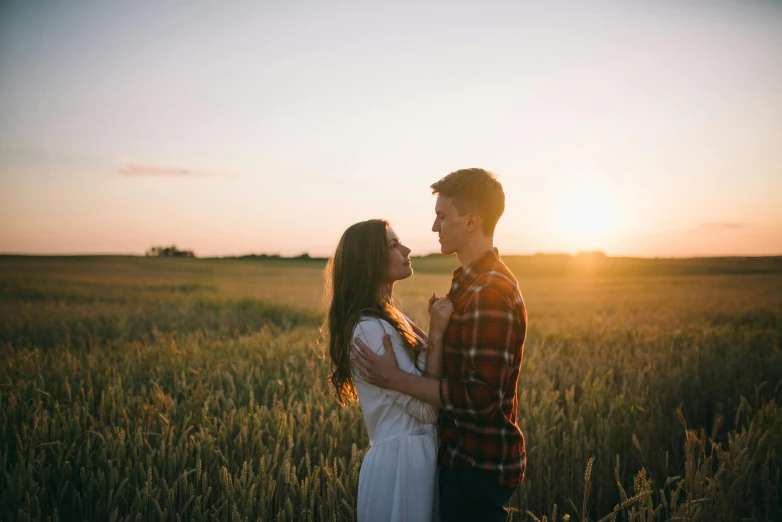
[{"x1": 1, "y1": 0, "x2": 781, "y2": 258}]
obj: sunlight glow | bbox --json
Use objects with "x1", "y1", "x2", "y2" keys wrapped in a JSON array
[{"x1": 557, "y1": 183, "x2": 621, "y2": 252}]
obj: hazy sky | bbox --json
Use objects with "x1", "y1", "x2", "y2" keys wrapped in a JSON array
[{"x1": 1, "y1": 0, "x2": 781, "y2": 257}]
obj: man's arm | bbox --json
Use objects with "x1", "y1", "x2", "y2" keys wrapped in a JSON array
[
  {"x1": 352, "y1": 335, "x2": 444, "y2": 408},
  {"x1": 389, "y1": 370, "x2": 443, "y2": 408},
  {"x1": 352, "y1": 321, "x2": 441, "y2": 421}
]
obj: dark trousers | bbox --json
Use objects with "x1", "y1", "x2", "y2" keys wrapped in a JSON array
[{"x1": 439, "y1": 467, "x2": 516, "y2": 522}]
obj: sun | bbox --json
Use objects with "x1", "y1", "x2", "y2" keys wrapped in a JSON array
[{"x1": 557, "y1": 184, "x2": 620, "y2": 251}]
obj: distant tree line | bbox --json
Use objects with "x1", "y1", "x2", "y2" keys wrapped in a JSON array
[
  {"x1": 230, "y1": 253, "x2": 327, "y2": 261},
  {"x1": 141, "y1": 246, "x2": 328, "y2": 261},
  {"x1": 145, "y1": 245, "x2": 195, "y2": 258}
]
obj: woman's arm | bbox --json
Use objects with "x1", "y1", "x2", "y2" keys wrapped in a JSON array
[
  {"x1": 422, "y1": 336, "x2": 444, "y2": 379},
  {"x1": 421, "y1": 296, "x2": 453, "y2": 379}
]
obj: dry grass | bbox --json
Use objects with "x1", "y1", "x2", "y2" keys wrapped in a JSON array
[{"x1": 0, "y1": 256, "x2": 780, "y2": 521}]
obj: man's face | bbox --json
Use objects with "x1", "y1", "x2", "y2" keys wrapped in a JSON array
[{"x1": 432, "y1": 194, "x2": 469, "y2": 255}]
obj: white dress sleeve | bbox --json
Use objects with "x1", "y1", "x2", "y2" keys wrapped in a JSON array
[{"x1": 353, "y1": 318, "x2": 439, "y2": 424}]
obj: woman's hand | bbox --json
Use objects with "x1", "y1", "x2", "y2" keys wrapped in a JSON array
[{"x1": 428, "y1": 294, "x2": 454, "y2": 343}]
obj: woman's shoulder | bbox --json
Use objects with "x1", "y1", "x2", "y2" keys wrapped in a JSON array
[
  {"x1": 353, "y1": 315, "x2": 393, "y2": 339},
  {"x1": 352, "y1": 316, "x2": 396, "y2": 355}
]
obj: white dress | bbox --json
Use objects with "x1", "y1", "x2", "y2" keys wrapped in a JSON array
[{"x1": 353, "y1": 316, "x2": 439, "y2": 522}]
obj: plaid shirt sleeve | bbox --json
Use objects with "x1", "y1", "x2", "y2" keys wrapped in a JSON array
[{"x1": 439, "y1": 286, "x2": 517, "y2": 418}]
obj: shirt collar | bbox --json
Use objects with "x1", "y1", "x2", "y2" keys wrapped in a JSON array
[{"x1": 449, "y1": 248, "x2": 501, "y2": 298}]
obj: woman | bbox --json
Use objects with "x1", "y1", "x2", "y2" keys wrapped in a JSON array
[{"x1": 323, "y1": 219, "x2": 453, "y2": 522}]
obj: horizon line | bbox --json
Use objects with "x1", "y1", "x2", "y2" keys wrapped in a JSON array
[{"x1": 1, "y1": 251, "x2": 781, "y2": 261}]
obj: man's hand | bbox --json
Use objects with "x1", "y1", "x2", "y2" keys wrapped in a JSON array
[{"x1": 351, "y1": 334, "x2": 401, "y2": 390}]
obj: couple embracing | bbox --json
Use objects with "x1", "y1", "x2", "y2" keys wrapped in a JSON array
[{"x1": 324, "y1": 168, "x2": 527, "y2": 522}]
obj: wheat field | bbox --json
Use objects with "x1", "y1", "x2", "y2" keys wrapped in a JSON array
[{"x1": 1, "y1": 255, "x2": 780, "y2": 521}]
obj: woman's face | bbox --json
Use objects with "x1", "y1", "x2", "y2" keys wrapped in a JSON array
[{"x1": 385, "y1": 227, "x2": 413, "y2": 283}]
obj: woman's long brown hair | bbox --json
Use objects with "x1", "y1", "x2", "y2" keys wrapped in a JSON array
[{"x1": 322, "y1": 219, "x2": 425, "y2": 405}]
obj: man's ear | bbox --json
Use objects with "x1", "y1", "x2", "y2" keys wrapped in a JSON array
[{"x1": 465, "y1": 213, "x2": 482, "y2": 233}]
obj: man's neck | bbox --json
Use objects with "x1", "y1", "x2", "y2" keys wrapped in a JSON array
[{"x1": 456, "y1": 236, "x2": 494, "y2": 269}]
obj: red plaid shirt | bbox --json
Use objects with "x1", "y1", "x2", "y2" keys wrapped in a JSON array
[{"x1": 438, "y1": 248, "x2": 527, "y2": 488}]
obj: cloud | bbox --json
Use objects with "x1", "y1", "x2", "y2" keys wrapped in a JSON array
[
  {"x1": 118, "y1": 162, "x2": 234, "y2": 179},
  {"x1": 697, "y1": 222, "x2": 748, "y2": 230}
]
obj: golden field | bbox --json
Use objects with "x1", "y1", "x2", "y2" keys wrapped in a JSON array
[{"x1": 1, "y1": 255, "x2": 780, "y2": 521}]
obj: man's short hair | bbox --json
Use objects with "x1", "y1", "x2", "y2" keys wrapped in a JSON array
[{"x1": 431, "y1": 168, "x2": 505, "y2": 236}]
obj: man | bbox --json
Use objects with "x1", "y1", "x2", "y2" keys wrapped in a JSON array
[{"x1": 352, "y1": 168, "x2": 527, "y2": 521}]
